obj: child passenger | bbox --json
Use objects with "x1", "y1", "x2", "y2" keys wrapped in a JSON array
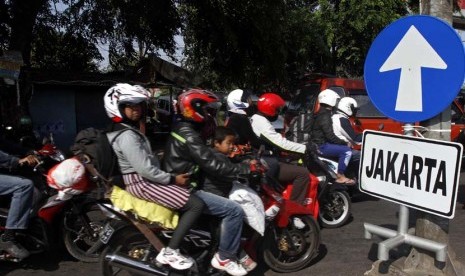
[{"x1": 202, "y1": 126, "x2": 262, "y2": 273}]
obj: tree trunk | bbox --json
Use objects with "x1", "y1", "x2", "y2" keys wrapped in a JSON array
[
  {"x1": 8, "y1": 0, "x2": 47, "y2": 65},
  {"x1": 403, "y1": 1, "x2": 464, "y2": 274}
]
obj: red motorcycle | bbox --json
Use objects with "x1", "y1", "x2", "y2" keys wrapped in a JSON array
[
  {"x1": 98, "y1": 148, "x2": 322, "y2": 275},
  {"x1": 248, "y1": 170, "x2": 321, "y2": 272},
  {"x1": 0, "y1": 140, "x2": 107, "y2": 263}
]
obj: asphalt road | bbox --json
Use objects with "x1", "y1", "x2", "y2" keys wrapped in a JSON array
[{"x1": 2, "y1": 185, "x2": 465, "y2": 276}]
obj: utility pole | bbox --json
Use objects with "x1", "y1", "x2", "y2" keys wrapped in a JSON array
[{"x1": 402, "y1": 1, "x2": 465, "y2": 275}]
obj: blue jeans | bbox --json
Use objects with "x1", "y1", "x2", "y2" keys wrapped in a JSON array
[
  {"x1": 0, "y1": 174, "x2": 34, "y2": 229},
  {"x1": 319, "y1": 143, "x2": 352, "y2": 174},
  {"x1": 194, "y1": 190, "x2": 244, "y2": 260}
]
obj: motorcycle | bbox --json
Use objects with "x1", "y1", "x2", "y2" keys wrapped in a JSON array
[
  {"x1": 97, "y1": 151, "x2": 321, "y2": 275},
  {"x1": 234, "y1": 144, "x2": 352, "y2": 229},
  {"x1": 302, "y1": 147, "x2": 353, "y2": 229},
  {"x1": 0, "y1": 139, "x2": 107, "y2": 263},
  {"x1": 277, "y1": 145, "x2": 352, "y2": 229}
]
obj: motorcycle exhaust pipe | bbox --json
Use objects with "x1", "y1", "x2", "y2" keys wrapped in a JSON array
[{"x1": 104, "y1": 252, "x2": 170, "y2": 276}]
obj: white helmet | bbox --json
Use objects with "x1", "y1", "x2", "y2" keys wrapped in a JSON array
[
  {"x1": 318, "y1": 89, "x2": 340, "y2": 107},
  {"x1": 226, "y1": 89, "x2": 250, "y2": 115},
  {"x1": 104, "y1": 83, "x2": 150, "y2": 122},
  {"x1": 337, "y1": 97, "x2": 358, "y2": 116}
]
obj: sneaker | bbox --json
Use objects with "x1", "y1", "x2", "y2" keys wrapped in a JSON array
[
  {"x1": 155, "y1": 247, "x2": 194, "y2": 270},
  {"x1": 293, "y1": 217, "x2": 306, "y2": 229},
  {"x1": 211, "y1": 253, "x2": 247, "y2": 276},
  {"x1": 239, "y1": 254, "x2": 257, "y2": 272},
  {"x1": 0, "y1": 237, "x2": 30, "y2": 260}
]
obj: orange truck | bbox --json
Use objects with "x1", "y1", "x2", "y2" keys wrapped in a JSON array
[{"x1": 286, "y1": 73, "x2": 465, "y2": 143}]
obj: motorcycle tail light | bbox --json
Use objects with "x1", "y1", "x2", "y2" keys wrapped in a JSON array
[{"x1": 51, "y1": 150, "x2": 66, "y2": 162}]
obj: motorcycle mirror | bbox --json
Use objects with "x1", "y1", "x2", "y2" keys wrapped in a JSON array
[{"x1": 42, "y1": 136, "x2": 50, "y2": 145}]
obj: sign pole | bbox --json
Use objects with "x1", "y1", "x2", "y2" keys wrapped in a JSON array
[{"x1": 401, "y1": 1, "x2": 465, "y2": 275}]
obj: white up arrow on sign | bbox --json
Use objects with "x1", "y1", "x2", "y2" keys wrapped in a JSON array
[{"x1": 379, "y1": 25, "x2": 447, "y2": 112}]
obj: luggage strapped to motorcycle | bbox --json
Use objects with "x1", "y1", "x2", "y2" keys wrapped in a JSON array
[{"x1": 71, "y1": 126, "x2": 142, "y2": 196}]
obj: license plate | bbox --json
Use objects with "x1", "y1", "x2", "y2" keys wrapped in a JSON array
[{"x1": 100, "y1": 223, "x2": 114, "y2": 244}]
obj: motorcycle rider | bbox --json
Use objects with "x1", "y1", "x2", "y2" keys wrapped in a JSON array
[
  {"x1": 163, "y1": 89, "x2": 253, "y2": 276},
  {"x1": 225, "y1": 89, "x2": 280, "y2": 177},
  {"x1": 249, "y1": 93, "x2": 310, "y2": 219},
  {"x1": 104, "y1": 83, "x2": 205, "y2": 270},
  {"x1": 0, "y1": 150, "x2": 39, "y2": 259},
  {"x1": 311, "y1": 89, "x2": 355, "y2": 185},
  {"x1": 332, "y1": 97, "x2": 362, "y2": 147},
  {"x1": 332, "y1": 96, "x2": 362, "y2": 178}
]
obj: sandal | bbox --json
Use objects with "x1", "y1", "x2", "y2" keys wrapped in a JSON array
[{"x1": 335, "y1": 178, "x2": 356, "y2": 185}]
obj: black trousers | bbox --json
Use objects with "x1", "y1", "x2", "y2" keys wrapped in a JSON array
[{"x1": 278, "y1": 162, "x2": 309, "y2": 205}]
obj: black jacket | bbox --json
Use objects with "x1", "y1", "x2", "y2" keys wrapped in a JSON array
[
  {"x1": 310, "y1": 108, "x2": 347, "y2": 146},
  {"x1": 227, "y1": 113, "x2": 262, "y2": 148},
  {"x1": 202, "y1": 150, "x2": 236, "y2": 197},
  {"x1": 162, "y1": 121, "x2": 250, "y2": 188}
]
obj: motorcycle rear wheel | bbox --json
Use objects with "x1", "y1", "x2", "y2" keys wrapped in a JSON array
[
  {"x1": 260, "y1": 215, "x2": 320, "y2": 272},
  {"x1": 63, "y1": 202, "x2": 107, "y2": 262},
  {"x1": 318, "y1": 190, "x2": 351, "y2": 228}
]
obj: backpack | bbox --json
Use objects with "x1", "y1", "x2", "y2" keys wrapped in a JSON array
[
  {"x1": 285, "y1": 113, "x2": 315, "y2": 144},
  {"x1": 70, "y1": 127, "x2": 135, "y2": 189}
]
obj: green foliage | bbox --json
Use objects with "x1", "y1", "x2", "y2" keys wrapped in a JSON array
[
  {"x1": 180, "y1": 0, "x2": 411, "y2": 90},
  {"x1": 180, "y1": 0, "x2": 323, "y2": 91},
  {"x1": 3, "y1": 0, "x2": 181, "y2": 72},
  {"x1": 0, "y1": 0, "x2": 424, "y2": 89},
  {"x1": 322, "y1": 0, "x2": 409, "y2": 77},
  {"x1": 55, "y1": 0, "x2": 181, "y2": 71},
  {"x1": 30, "y1": 2, "x2": 102, "y2": 71},
  {"x1": 0, "y1": 0, "x2": 10, "y2": 54},
  {"x1": 31, "y1": 26, "x2": 102, "y2": 71}
]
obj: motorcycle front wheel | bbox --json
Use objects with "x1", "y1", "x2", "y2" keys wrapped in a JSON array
[
  {"x1": 260, "y1": 215, "x2": 320, "y2": 273},
  {"x1": 63, "y1": 202, "x2": 107, "y2": 262},
  {"x1": 318, "y1": 190, "x2": 351, "y2": 228}
]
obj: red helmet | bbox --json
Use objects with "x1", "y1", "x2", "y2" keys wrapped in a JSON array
[
  {"x1": 178, "y1": 89, "x2": 221, "y2": 123},
  {"x1": 257, "y1": 93, "x2": 285, "y2": 117}
]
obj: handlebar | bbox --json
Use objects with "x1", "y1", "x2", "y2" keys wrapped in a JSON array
[{"x1": 33, "y1": 160, "x2": 45, "y2": 172}]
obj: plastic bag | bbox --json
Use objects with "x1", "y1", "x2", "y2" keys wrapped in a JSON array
[
  {"x1": 229, "y1": 181, "x2": 265, "y2": 236},
  {"x1": 47, "y1": 157, "x2": 91, "y2": 194}
]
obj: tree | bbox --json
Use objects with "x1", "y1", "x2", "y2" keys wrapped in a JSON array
[
  {"x1": 316, "y1": 0, "x2": 409, "y2": 77},
  {"x1": 4, "y1": 0, "x2": 48, "y2": 65},
  {"x1": 1, "y1": 0, "x2": 181, "y2": 71},
  {"x1": 180, "y1": 0, "x2": 324, "y2": 91},
  {"x1": 0, "y1": 0, "x2": 10, "y2": 54},
  {"x1": 59, "y1": 0, "x2": 181, "y2": 71},
  {"x1": 179, "y1": 0, "x2": 413, "y2": 90},
  {"x1": 30, "y1": 3, "x2": 102, "y2": 71}
]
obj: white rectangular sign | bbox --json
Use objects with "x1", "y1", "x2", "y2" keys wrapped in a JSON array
[{"x1": 360, "y1": 130, "x2": 463, "y2": 218}]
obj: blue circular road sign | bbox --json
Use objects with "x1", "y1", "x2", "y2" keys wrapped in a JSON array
[{"x1": 364, "y1": 15, "x2": 465, "y2": 123}]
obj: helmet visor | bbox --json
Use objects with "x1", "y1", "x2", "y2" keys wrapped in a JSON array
[
  {"x1": 205, "y1": 101, "x2": 222, "y2": 110},
  {"x1": 277, "y1": 105, "x2": 287, "y2": 116},
  {"x1": 120, "y1": 97, "x2": 147, "y2": 105}
]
